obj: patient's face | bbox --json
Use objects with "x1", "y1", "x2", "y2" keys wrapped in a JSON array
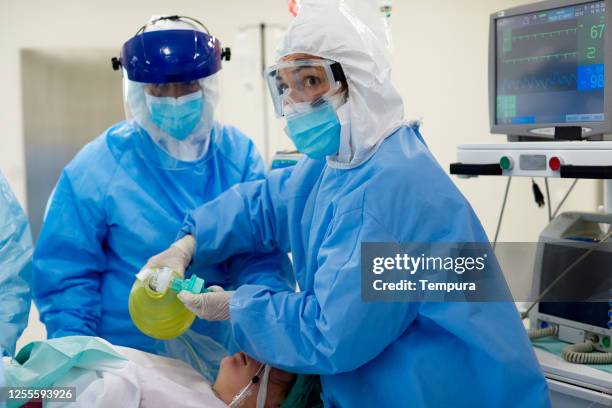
[{"x1": 213, "y1": 352, "x2": 295, "y2": 407}]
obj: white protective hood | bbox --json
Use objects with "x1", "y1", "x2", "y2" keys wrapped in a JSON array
[{"x1": 277, "y1": 0, "x2": 406, "y2": 169}]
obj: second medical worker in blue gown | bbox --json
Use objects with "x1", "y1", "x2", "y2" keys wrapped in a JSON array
[
  {"x1": 0, "y1": 171, "x2": 33, "y2": 359},
  {"x1": 0, "y1": 171, "x2": 33, "y2": 397},
  {"x1": 32, "y1": 15, "x2": 293, "y2": 380},
  {"x1": 148, "y1": 2, "x2": 550, "y2": 407}
]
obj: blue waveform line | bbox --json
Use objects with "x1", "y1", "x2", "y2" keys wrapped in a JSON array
[{"x1": 502, "y1": 71, "x2": 576, "y2": 91}]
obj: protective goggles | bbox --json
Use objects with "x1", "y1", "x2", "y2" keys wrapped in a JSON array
[{"x1": 264, "y1": 59, "x2": 346, "y2": 117}]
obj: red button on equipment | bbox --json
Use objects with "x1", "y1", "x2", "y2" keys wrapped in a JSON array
[{"x1": 549, "y1": 157, "x2": 561, "y2": 171}]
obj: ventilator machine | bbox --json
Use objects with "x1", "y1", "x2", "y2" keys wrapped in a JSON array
[{"x1": 450, "y1": 0, "x2": 612, "y2": 405}]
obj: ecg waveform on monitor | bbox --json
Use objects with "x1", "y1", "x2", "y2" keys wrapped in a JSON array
[
  {"x1": 501, "y1": 21, "x2": 579, "y2": 64},
  {"x1": 502, "y1": 71, "x2": 577, "y2": 92},
  {"x1": 511, "y1": 27, "x2": 578, "y2": 42},
  {"x1": 504, "y1": 51, "x2": 577, "y2": 65}
]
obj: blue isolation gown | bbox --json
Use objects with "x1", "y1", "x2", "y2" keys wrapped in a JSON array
[
  {"x1": 182, "y1": 125, "x2": 550, "y2": 407},
  {"x1": 0, "y1": 358, "x2": 4, "y2": 408},
  {"x1": 0, "y1": 172, "x2": 33, "y2": 358},
  {"x1": 32, "y1": 121, "x2": 294, "y2": 379}
]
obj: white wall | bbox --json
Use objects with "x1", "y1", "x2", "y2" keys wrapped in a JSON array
[
  {"x1": 388, "y1": 0, "x2": 601, "y2": 244},
  {"x1": 1, "y1": 0, "x2": 602, "y2": 347}
]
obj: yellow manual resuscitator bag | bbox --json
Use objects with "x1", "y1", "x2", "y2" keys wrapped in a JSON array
[{"x1": 128, "y1": 267, "x2": 207, "y2": 340}]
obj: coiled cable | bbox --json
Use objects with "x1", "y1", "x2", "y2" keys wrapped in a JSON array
[
  {"x1": 562, "y1": 341, "x2": 612, "y2": 365},
  {"x1": 528, "y1": 326, "x2": 612, "y2": 364},
  {"x1": 528, "y1": 325, "x2": 558, "y2": 340}
]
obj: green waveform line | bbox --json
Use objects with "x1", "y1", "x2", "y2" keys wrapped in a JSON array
[
  {"x1": 504, "y1": 51, "x2": 577, "y2": 64},
  {"x1": 512, "y1": 27, "x2": 578, "y2": 41}
]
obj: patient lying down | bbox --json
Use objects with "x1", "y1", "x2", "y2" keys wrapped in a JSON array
[{"x1": 3, "y1": 336, "x2": 320, "y2": 408}]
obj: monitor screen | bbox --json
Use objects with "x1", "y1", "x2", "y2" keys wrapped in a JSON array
[
  {"x1": 496, "y1": 1, "x2": 606, "y2": 125},
  {"x1": 538, "y1": 243, "x2": 611, "y2": 329}
]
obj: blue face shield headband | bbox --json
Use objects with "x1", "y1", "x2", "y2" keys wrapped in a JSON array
[{"x1": 111, "y1": 15, "x2": 231, "y2": 84}]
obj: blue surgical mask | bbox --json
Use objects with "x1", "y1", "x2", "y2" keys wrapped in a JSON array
[
  {"x1": 284, "y1": 102, "x2": 341, "y2": 159},
  {"x1": 145, "y1": 91, "x2": 203, "y2": 141}
]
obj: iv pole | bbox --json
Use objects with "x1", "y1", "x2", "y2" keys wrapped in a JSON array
[
  {"x1": 237, "y1": 22, "x2": 286, "y2": 164},
  {"x1": 259, "y1": 23, "x2": 270, "y2": 164}
]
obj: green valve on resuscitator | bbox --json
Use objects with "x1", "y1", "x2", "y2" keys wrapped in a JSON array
[
  {"x1": 170, "y1": 275, "x2": 208, "y2": 294},
  {"x1": 499, "y1": 156, "x2": 513, "y2": 170}
]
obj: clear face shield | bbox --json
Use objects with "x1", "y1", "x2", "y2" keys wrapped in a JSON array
[
  {"x1": 123, "y1": 73, "x2": 220, "y2": 162},
  {"x1": 264, "y1": 59, "x2": 347, "y2": 118},
  {"x1": 113, "y1": 15, "x2": 229, "y2": 163}
]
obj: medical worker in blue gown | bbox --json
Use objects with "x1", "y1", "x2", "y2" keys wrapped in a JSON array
[
  {"x1": 0, "y1": 171, "x2": 33, "y2": 359},
  {"x1": 144, "y1": 3, "x2": 550, "y2": 407},
  {"x1": 32, "y1": 15, "x2": 293, "y2": 381}
]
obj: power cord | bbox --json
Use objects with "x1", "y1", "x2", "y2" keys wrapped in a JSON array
[
  {"x1": 493, "y1": 177, "x2": 512, "y2": 249},
  {"x1": 544, "y1": 178, "x2": 552, "y2": 221},
  {"x1": 495, "y1": 178, "x2": 577, "y2": 247},
  {"x1": 531, "y1": 178, "x2": 545, "y2": 208},
  {"x1": 552, "y1": 179, "x2": 579, "y2": 219}
]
